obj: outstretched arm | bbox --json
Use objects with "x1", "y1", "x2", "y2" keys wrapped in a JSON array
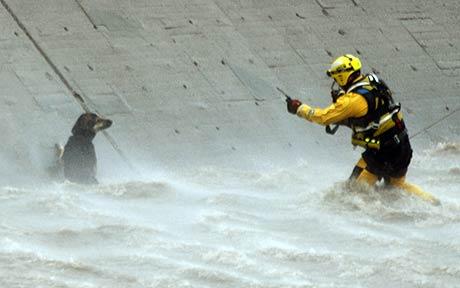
[{"x1": 296, "y1": 93, "x2": 368, "y2": 126}]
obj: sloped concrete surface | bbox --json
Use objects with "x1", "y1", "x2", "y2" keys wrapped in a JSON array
[{"x1": 0, "y1": 0, "x2": 459, "y2": 184}]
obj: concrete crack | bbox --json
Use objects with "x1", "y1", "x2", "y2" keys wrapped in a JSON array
[
  {"x1": 0, "y1": 0, "x2": 89, "y2": 111},
  {"x1": 74, "y1": 0, "x2": 98, "y2": 30}
]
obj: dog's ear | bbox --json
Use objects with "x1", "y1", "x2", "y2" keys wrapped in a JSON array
[{"x1": 71, "y1": 114, "x2": 86, "y2": 135}]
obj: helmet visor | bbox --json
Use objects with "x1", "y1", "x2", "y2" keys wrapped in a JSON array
[{"x1": 327, "y1": 66, "x2": 354, "y2": 77}]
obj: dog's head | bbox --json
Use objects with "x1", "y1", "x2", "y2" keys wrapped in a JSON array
[{"x1": 71, "y1": 113, "x2": 113, "y2": 137}]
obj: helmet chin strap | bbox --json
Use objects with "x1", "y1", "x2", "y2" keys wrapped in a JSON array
[{"x1": 331, "y1": 81, "x2": 341, "y2": 91}]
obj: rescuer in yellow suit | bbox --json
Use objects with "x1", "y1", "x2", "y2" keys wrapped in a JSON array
[{"x1": 286, "y1": 54, "x2": 440, "y2": 205}]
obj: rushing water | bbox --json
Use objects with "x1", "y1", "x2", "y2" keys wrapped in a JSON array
[{"x1": 1, "y1": 143, "x2": 459, "y2": 288}]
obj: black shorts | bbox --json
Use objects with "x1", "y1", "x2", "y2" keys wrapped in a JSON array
[{"x1": 362, "y1": 133, "x2": 413, "y2": 179}]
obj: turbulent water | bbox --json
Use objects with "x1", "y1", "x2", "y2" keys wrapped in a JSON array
[{"x1": 1, "y1": 143, "x2": 460, "y2": 288}]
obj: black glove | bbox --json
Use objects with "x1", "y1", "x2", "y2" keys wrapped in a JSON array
[
  {"x1": 331, "y1": 89, "x2": 344, "y2": 103},
  {"x1": 286, "y1": 98, "x2": 302, "y2": 114}
]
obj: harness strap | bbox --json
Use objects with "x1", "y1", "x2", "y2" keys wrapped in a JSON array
[
  {"x1": 346, "y1": 81, "x2": 369, "y2": 94},
  {"x1": 353, "y1": 107, "x2": 400, "y2": 133}
]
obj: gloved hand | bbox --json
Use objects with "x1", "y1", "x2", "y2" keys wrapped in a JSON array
[{"x1": 286, "y1": 98, "x2": 302, "y2": 114}]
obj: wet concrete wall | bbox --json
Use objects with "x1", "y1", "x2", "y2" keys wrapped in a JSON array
[{"x1": 0, "y1": 0, "x2": 459, "y2": 184}]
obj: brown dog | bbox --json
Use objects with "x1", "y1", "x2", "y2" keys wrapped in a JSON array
[{"x1": 59, "y1": 113, "x2": 112, "y2": 184}]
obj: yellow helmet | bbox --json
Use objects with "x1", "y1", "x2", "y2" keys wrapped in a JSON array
[{"x1": 327, "y1": 54, "x2": 362, "y2": 87}]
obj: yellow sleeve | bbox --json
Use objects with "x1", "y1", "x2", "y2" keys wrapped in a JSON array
[{"x1": 296, "y1": 93, "x2": 368, "y2": 126}]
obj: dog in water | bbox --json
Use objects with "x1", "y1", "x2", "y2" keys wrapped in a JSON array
[{"x1": 56, "y1": 113, "x2": 112, "y2": 184}]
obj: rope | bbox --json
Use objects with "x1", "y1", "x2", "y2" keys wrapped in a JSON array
[{"x1": 410, "y1": 105, "x2": 460, "y2": 139}]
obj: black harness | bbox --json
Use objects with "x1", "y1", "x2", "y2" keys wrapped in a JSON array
[{"x1": 348, "y1": 74, "x2": 406, "y2": 149}]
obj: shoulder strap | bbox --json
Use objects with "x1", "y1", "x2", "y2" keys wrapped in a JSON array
[{"x1": 346, "y1": 81, "x2": 369, "y2": 94}]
